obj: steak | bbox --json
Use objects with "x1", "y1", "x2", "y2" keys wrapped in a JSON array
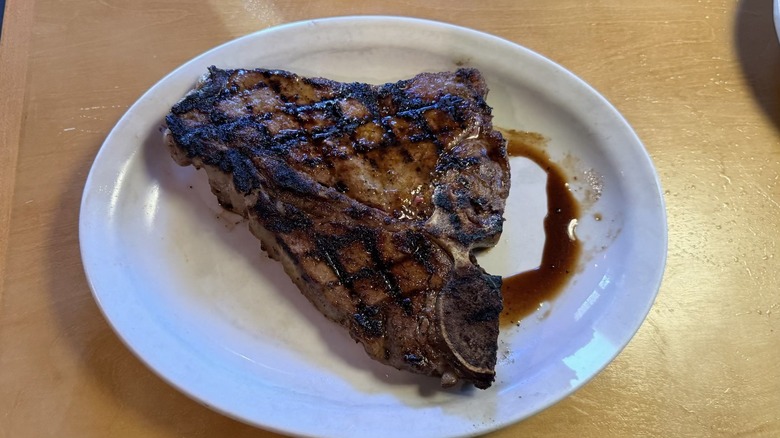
[{"x1": 163, "y1": 67, "x2": 510, "y2": 389}]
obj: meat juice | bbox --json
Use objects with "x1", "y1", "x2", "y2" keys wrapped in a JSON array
[{"x1": 499, "y1": 129, "x2": 581, "y2": 326}]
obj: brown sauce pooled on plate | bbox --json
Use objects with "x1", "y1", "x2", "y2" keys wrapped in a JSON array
[{"x1": 499, "y1": 129, "x2": 582, "y2": 326}]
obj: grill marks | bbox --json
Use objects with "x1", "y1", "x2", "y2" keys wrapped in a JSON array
[
  {"x1": 309, "y1": 226, "x2": 423, "y2": 336},
  {"x1": 168, "y1": 65, "x2": 500, "y2": 313},
  {"x1": 169, "y1": 67, "x2": 483, "y2": 221},
  {"x1": 171, "y1": 68, "x2": 470, "y2": 151},
  {"x1": 257, "y1": 197, "x2": 445, "y2": 340},
  {"x1": 164, "y1": 68, "x2": 509, "y2": 388}
]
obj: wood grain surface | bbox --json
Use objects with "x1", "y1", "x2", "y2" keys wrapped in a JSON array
[{"x1": 1, "y1": 0, "x2": 779, "y2": 436}]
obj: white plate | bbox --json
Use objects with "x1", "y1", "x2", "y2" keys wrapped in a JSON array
[{"x1": 80, "y1": 16, "x2": 667, "y2": 438}]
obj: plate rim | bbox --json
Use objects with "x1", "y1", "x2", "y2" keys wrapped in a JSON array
[{"x1": 79, "y1": 15, "x2": 668, "y2": 438}]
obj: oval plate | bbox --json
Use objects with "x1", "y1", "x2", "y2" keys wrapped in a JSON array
[{"x1": 80, "y1": 16, "x2": 667, "y2": 438}]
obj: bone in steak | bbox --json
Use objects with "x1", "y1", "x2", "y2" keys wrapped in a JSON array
[{"x1": 164, "y1": 67, "x2": 510, "y2": 389}]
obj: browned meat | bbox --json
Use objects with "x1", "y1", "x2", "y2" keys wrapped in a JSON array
[{"x1": 163, "y1": 67, "x2": 510, "y2": 389}]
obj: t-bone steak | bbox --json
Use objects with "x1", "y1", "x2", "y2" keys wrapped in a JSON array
[{"x1": 163, "y1": 67, "x2": 510, "y2": 389}]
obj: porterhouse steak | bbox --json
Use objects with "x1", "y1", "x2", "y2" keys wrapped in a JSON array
[{"x1": 164, "y1": 67, "x2": 510, "y2": 389}]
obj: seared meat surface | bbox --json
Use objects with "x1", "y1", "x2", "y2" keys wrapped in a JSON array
[{"x1": 164, "y1": 67, "x2": 510, "y2": 388}]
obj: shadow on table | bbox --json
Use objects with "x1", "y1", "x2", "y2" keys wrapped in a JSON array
[{"x1": 735, "y1": 0, "x2": 780, "y2": 133}]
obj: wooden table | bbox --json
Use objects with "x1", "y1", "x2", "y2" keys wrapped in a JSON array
[{"x1": 2, "y1": 0, "x2": 779, "y2": 436}]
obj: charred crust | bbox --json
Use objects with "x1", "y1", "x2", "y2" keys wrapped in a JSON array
[
  {"x1": 345, "y1": 205, "x2": 370, "y2": 219},
  {"x1": 301, "y1": 76, "x2": 332, "y2": 91},
  {"x1": 344, "y1": 82, "x2": 381, "y2": 117},
  {"x1": 265, "y1": 160, "x2": 316, "y2": 195},
  {"x1": 225, "y1": 149, "x2": 260, "y2": 193},
  {"x1": 253, "y1": 200, "x2": 313, "y2": 234},
  {"x1": 470, "y1": 196, "x2": 488, "y2": 214},
  {"x1": 165, "y1": 66, "x2": 509, "y2": 389},
  {"x1": 377, "y1": 116, "x2": 398, "y2": 147},
  {"x1": 403, "y1": 353, "x2": 425, "y2": 364},
  {"x1": 432, "y1": 188, "x2": 454, "y2": 212},
  {"x1": 394, "y1": 231, "x2": 437, "y2": 274},
  {"x1": 353, "y1": 303, "x2": 384, "y2": 338},
  {"x1": 435, "y1": 154, "x2": 480, "y2": 174},
  {"x1": 267, "y1": 77, "x2": 283, "y2": 95},
  {"x1": 401, "y1": 297, "x2": 413, "y2": 315},
  {"x1": 446, "y1": 211, "x2": 497, "y2": 247},
  {"x1": 171, "y1": 66, "x2": 231, "y2": 114}
]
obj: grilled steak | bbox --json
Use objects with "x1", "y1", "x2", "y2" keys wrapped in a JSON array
[{"x1": 164, "y1": 67, "x2": 510, "y2": 389}]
